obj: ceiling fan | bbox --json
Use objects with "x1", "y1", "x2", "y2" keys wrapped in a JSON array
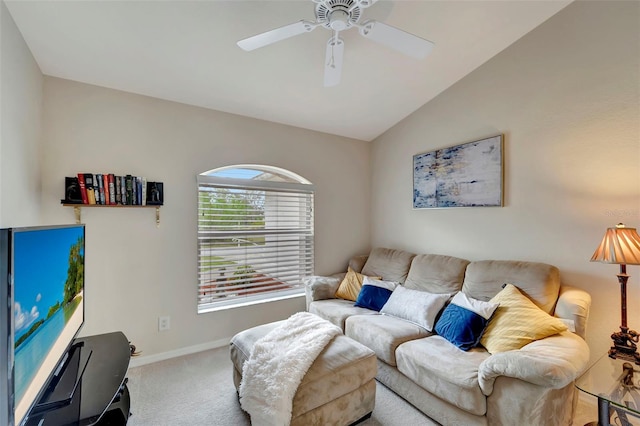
[{"x1": 237, "y1": 0, "x2": 434, "y2": 87}]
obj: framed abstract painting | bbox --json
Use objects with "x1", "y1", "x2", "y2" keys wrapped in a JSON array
[{"x1": 413, "y1": 135, "x2": 503, "y2": 208}]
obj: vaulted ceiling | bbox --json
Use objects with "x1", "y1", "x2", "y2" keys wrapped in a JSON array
[{"x1": 5, "y1": 0, "x2": 572, "y2": 141}]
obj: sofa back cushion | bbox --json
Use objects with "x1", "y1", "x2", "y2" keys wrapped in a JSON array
[
  {"x1": 348, "y1": 254, "x2": 369, "y2": 274},
  {"x1": 462, "y1": 260, "x2": 561, "y2": 314},
  {"x1": 404, "y1": 254, "x2": 470, "y2": 294},
  {"x1": 361, "y1": 248, "x2": 415, "y2": 284}
]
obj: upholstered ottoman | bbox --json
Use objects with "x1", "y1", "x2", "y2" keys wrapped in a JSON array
[{"x1": 230, "y1": 320, "x2": 377, "y2": 425}]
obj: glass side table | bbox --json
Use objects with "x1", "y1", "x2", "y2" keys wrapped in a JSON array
[{"x1": 575, "y1": 354, "x2": 640, "y2": 426}]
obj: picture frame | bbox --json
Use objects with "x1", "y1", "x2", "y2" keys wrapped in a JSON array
[
  {"x1": 413, "y1": 135, "x2": 503, "y2": 208},
  {"x1": 146, "y1": 182, "x2": 164, "y2": 205}
]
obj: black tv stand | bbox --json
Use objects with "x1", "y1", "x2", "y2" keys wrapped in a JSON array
[
  {"x1": 29, "y1": 341, "x2": 92, "y2": 416},
  {"x1": 25, "y1": 332, "x2": 131, "y2": 426}
]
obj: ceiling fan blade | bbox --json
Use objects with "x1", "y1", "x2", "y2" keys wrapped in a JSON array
[
  {"x1": 324, "y1": 37, "x2": 344, "y2": 87},
  {"x1": 359, "y1": 20, "x2": 434, "y2": 59},
  {"x1": 237, "y1": 21, "x2": 316, "y2": 51}
]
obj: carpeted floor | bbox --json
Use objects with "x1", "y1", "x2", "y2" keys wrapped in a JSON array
[{"x1": 125, "y1": 346, "x2": 597, "y2": 425}]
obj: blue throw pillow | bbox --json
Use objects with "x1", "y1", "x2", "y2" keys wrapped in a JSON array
[
  {"x1": 435, "y1": 292, "x2": 499, "y2": 351},
  {"x1": 354, "y1": 277, "x2": 398, "y2": 311}
]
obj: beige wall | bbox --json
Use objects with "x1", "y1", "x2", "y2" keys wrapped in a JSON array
[
  {"x1": 40, "y1": 77, "x2": 371, "y2": 360},
  {"x1": 371, "y1": 0, "x2": 640, "y2": 364},
  {"x1": 0, "y1": 1, "x2": 43, "y2": 227}
]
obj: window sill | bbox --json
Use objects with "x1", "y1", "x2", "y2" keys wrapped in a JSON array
[{"x1": 197, "y1": 290, "x2": 305, "y2": 314}]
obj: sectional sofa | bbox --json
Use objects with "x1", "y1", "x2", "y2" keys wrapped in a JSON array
[{"x1": 304, "y1": 247, "x2": 591, "y2": 425}]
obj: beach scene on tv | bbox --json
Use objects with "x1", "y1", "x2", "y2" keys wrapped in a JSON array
[{"x1": 13, "y1": 226, "x2": 84, "y2": 422}]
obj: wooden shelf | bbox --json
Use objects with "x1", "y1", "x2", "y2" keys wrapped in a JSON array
[{"x1": 62, "y1": 204, "x2": 162, "y2": 227}]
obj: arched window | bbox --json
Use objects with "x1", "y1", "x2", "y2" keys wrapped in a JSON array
[{"x1": 197, "y1": 165, "x2": 314, "y2": 312}]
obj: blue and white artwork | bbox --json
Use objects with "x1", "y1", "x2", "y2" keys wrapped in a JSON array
[{"x1": 413, "y1": 135, "x2": 503, "y2": 208}]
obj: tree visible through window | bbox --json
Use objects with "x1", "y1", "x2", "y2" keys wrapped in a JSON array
[{"x1": 197, "y1": 165, "x2": 314, "y2": 312}]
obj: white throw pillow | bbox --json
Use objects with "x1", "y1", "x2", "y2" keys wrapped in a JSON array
[
  {"x1": 450, "y1": 291, "x2": 499, "y2": 320},
  {"x1": 362, "y1": 276, "x2": 399, "y2": 291},
  {"x1": 380, "y1": 286, "x2": 453, "y2": 331}
]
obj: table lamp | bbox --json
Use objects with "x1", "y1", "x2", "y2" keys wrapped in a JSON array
[{"x1": 591, "y1": 223, "x2": 640, "y2": 365}]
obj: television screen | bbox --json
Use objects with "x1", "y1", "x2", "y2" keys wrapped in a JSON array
[{"x1": 3, "y1": 225, "x2": 85, "y2": 426}]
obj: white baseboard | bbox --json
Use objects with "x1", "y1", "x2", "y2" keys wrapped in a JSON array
[{"x1": 128, "y1": 337, "x2": 231, "y2": 368}]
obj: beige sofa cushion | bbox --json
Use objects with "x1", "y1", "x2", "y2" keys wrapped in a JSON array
[
  {"x1": 404, "y1": 254, "x2": 470, "y2": 293},
  {"x1": 462, "y1": 260, "x2": 561, "y2": 314},
  {"x1": 348, "y1": 254, "x2": 369, "y2": 274},
  {"x1": 309, "y1": 299, "x2": 378, "y2": 330},
  {"x1": 345, "y1": 314, "x2": 429, "y2": 366},
  {"x1": 361, "y1": 247, "x2": 415, "y2": 283},
  {"x1": 396, "y1": 335, "x2": 490, "y2": 415}
]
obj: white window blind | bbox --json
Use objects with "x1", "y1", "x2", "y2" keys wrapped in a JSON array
[{"x1": 197, "y1": 174, "x2": 314, "y2": 312}]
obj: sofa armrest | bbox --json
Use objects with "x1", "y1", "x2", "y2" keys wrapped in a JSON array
[
  {"x1": 303, "y1": 276, "x2": 341, "y2": 310},
  {"x1": 478, "y1": 331, "x2": 590, "y2": 396},
  {"x1": 554, "y1": 284, "x2": 591, "y2": 339}
]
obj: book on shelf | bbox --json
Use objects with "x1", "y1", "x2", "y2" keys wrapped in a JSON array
[
  {"x1": 121, "y1": 176, "x2": 127, "y2": 205},
  {"x1": 115, "y1": 175, "x2": 121, "y2": 204},
  {"x1": 96, "y1": 174, "x2": 105, "y2": 205},
  {"x1": 125, "y1": 175, "x2": 134, "y2": 205},
  {"x1": 62, "y1": 173, "x2": 163, "y2": 207},
  {"x1": 135, "y1": 177, "x2": 139, "y2": 205},
  {"x1": 92, "y1": 174, "x2": 99, "y2": 204},
  {"x1": 132, "y1": 176, "x2": 138, "y2": 205},
  {"x1": 141, "y1": 177, "x2": 147, "y2": 206},
  {"x1": 85, "y1": 173, "x2": 96, "y2": 205},
  {"x1": 103, "y1": 174, "x2": 108, "y2": 205},
  {"x1": 108, "y1": 174, "x2": 116, "y2": 205},
  {"x1": 102, "y1": 174, "x2": 110, "y2": 205},
  {"x1": 76, "y1": 174, "x2": 88, "y2": 204},
  {"x1": 135, "y1": 177, "x2": 143, "y2": 205},
  {"x1": 118, "y1": 177, "x2": 123, "y2": 204}
]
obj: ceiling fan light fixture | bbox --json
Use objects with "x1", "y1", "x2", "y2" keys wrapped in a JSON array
[
  {"x1": 317, "y1": 0, "x2": 361, "y2": 29},
  {"x1": 329, "y1": 10, "x2": 350, "y2": 31}
]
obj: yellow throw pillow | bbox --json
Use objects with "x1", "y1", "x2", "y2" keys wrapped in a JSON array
[
  {"x1": 335, "y1": 268, "x2": 369, "y2": 301},
  {"x1": 480, "y1": 283, "x2": 567, "y2": 354}
]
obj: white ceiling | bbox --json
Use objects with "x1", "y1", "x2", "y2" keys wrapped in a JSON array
[{"x1": 5, "y1": 0, "x2": 572, "y2": 141}]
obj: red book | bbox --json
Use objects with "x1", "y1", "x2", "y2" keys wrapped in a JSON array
[
  {"x1": 76, "y1": 173, "x2": 88, "y2": 204},
  {"x1": 103, "y1": 174, "x2": 111, "y2": 205}
]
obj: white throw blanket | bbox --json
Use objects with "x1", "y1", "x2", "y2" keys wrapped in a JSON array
[{"x1": 239, "y1": 312, "x2": 342, "y2": 426}]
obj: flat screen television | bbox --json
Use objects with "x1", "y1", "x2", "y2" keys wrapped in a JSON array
[{"x1": 0, "y1": 224, "x2": 85, "y2": 426}]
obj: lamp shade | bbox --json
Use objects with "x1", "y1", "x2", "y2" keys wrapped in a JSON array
[{"x1": 591, "y1": 223, "x2": 640, "y2": 265}]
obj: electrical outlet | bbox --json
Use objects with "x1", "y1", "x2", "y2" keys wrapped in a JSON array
[{"x1": 158, "y1": 316, "x2": 170, "y2": 331}]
